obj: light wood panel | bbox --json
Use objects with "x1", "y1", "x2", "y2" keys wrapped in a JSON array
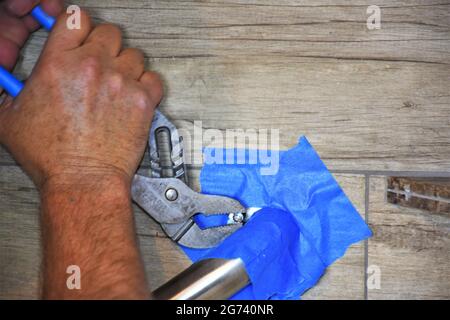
[
  {"x1": 368, "y1": 176, "x2": 450, "y2": 299},
  {"x1": 2, "y1": 0, "x2": 448, "y2": 171},
  {"x1": 0, "y1": 165, "x2": 367, "y2": 299},
  {"x1": 1, "y1": 0, "x2": 449, "y2": 300}
]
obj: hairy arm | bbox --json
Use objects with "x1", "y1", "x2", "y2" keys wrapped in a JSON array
[
  {"x1": 41, "y1": 176, "x2": 148, "y2": 299},
  {"x1": 0, "y1": 3, "x2": 163, "y2": 299}
]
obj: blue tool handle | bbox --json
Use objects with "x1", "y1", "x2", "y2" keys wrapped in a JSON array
[
  {"x1": 0, "y1": 66, "x2": 25, "y2": 98},
  {"x1": 0, "y1": 5, "x2": 55, "y2": 98},
  {"x1": 31, "y1": 5, "x2": 56, "y2": 31}
]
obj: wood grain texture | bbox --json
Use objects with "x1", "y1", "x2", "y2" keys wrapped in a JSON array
[
  {"x1": 0, "y1": 165, "x2": 190, "y2": 299},
  {"x1": 3, "y1": 0, "x2": 449, "y2": 171},
  {"x1": 81, "y1": 1, "x2": 450, "y2": 64},
  {"x1": 368, "y1": 176, "x2": 450, "y2": 299},
  {"x1": 0, "y1": 165, "x2": 366, "y2": 299},
  {"x1": 387, "y1": 177, "x2": 450, "y2": 213},
  {"x1": 1, "y1": 0, "x2": 449, "y2": 300}
]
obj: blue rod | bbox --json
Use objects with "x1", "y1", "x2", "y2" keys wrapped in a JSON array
[
  {"x1": 31, "y1": 5, "x2": 56, "y2": 31},
  {"x1": 0, "y1": 5, "x2": 55, "y2": 98},
  {"x1": 0, "y1": 66, "x2": 25, "y2": 98}
]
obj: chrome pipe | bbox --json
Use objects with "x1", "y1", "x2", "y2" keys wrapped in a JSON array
[{"x1": 152, "y1": 258, "x2": 250, "y2": 300}]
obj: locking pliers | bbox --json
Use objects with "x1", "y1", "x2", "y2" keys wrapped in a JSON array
[{"x1": 131, "y1": 111, "x2": 247, "y2": 249}]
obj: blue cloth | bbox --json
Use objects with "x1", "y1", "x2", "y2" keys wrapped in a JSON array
[{"x1": 182, "y1": 136, "x2": 372, "y2": 299}]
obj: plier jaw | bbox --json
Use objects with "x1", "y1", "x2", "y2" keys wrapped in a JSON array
[
  {"x1": 132, "y1": 175, "x2": 246, "y2": 249},
  {"x1": 131, "y1": 111, "x2": 247, "y2": 249}
]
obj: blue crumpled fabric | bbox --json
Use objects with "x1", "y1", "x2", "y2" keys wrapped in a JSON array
[{"x1": 182, "y1": 136, "x2": 372, "y2": 299}]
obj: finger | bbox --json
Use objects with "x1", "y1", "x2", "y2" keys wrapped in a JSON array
[
  {"x1": 139, "y1": 71, "x2": 164, "y2": 107},
  {"x1": 0, "y1": 36, "x2": 20, "y2": 70},
  {"x1": 0, "y1": 94, "x2": 13, "y2": 140},
  {"x1": 22, "y1": 0, "x2": 64, "y2": 31},
  {"x1": 4, "y1": 0, "x2": 39, "y2": 17},
  {"x1": 83, "y1": 24, "x2": 122, "y2": 57},
  {"x1": 44, "y1": 9, "x2": 92, "y2": 51},
  {"x1": 0, "y1": 94, "x2": 14, "y2": 109},
  {"x1": 22, "y1": 15, "x2": 39, "y2": 31},
  {"x1": 114, "y1": 48, "x2": 145, "y2": 80},
  {"x1": 22, "y1": 15, "x2": 40, "y2": 32},
  {"x1": 0, "y1": 12, "x2": 29, "y2": 46}
]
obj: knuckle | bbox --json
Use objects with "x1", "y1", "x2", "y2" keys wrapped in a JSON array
[
  {"x1": 132, "y1": 48, "x2": 145, "y2": 60},
  {"x1": 127, "y1": 49, "x2": 145, "y2": 66},
  {"x1": 119, "y1": 49, "x2": 145, "y2": 71},
  {"x1": 100, "y1": 23, "x2": 122, "y2": 39},
  {"x1": 80, "y1": 56, "x2": 102, "y2": 81},
  {"x1": 133, "y1": 91, "x2": 151, "y2": 110},
  {"x1": 148, "y1": 82, "x2": 164, "y2": 105},
  {"x1": 106, "y1": 72, "x2": 125, "y2": 91}
]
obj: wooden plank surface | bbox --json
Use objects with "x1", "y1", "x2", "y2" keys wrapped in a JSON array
[
  {"x1": 387, "y1": 177, "x2": 450, "y2": 213},
  {"x1": 1, "y1": 0, "x2": 448, "y2": 171},
  {"x1": 368, "y1": 176, "x2": 450, "y2": 299},
  {"x1": 0, "y1": 165, "x2": 189, "y2": 299},
  {"x1": 1, "y1": 0, "x2": 449, "y2": 299},
  {"x1": 0, "y1": 165, "x2": 366, "y2": 299}
]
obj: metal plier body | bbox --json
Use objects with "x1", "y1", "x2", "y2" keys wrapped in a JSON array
[{"x1": 131, "y1": 111, "x2": 246, "y2": 249}]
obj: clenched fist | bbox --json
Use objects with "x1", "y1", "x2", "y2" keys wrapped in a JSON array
[{"x1": 0, "y1": 8, "x2": 163, "y2": 190}]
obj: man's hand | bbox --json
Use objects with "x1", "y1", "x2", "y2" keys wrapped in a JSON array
[
  {"x1": 0, "y1": 6, "x2": 163, "y2": 299},
  {"x1": 0, "y1": 8, "x2": 163, "y2": 190},
  {"x1": 0, "y1": 0, "x2": 63, "y2": 96}
]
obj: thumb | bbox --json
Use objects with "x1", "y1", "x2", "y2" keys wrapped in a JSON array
[{"x1": 44, "y1": 7, "x2": 92, "y2": 52}]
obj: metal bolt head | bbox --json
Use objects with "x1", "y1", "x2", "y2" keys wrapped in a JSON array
[
  {"x1": 165, "y1": 188, "x2": 178, "y2": 201},
  {"x1": 233, "y1": 212, "x2": 244, "y2": 223}
]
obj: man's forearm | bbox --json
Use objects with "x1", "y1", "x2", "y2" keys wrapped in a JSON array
[
  {"x1": 40, "y1": 175, "x2": 149, "y2": 299},
  {"x1": 0, "y1": 6, "x2": 163, "y2": 300}
]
